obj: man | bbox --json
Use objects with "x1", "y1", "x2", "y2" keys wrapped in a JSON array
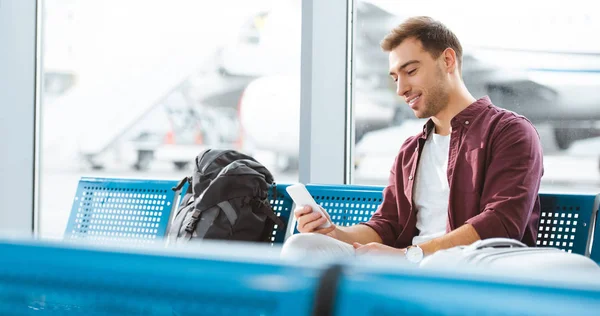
[{"x1": 282, "y1": 16, "x2": 543, "y2": 263}]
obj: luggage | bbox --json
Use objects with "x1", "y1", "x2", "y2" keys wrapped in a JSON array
[
  {"x1": 420, "y1": 238, "x2": 600, "y2": 272},
  {"x1": 168, "y1": 149, "x2": 285, "y2": 244}
]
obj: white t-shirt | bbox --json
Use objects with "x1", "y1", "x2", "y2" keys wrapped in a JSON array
[{"x1": 412, "y1": 132, "x2": 451, "y2": 245}]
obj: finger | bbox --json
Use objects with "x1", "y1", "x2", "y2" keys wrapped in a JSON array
[
  {"x1": 297, "y1": 212, "x2": 324, "y2": 232},
  {"x1": 297, "y1": 212, "x2": 323, "y2": 230},
  {"x1": 354, "y1": 245, "x2": 371, "y2": 255},
  {"x1": 294, "y1": 205, "x2": 313, "y2": 218},
  {"x1": 303, "y1": 216, "x2": 329, "y2": 232},
  {"x1": 353, "y1": 242, "x2": 363, "y2": 249}
]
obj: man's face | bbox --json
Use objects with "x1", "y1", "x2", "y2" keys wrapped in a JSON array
[{"x1": 388, "y1": 38, "x2": 450, "y2": 118}]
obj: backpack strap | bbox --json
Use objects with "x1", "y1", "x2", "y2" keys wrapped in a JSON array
[
  {"x1": 266, "y1": 207, "x2": 285, "y2": 228},
  {"x1": 172, "y1": 176, "x2": 194, "y2": 223},
  {"x1": 251, "y1": 197, "x2": 285, "y2": 228},
  {"x1": 172, "y1": 176, "x2": 190, "y2": 192},
  {"x1": 184, "y1": 206, "x2": 220, "y2": 241},
  {"x1": 179, "y1": 186, "x2": 194, "y2": 209},
  {"x1": 168, "y1": 178, "x2": 193, "y2": 245},
  {"x1": 217, "y1": 201, "x2": 238, "y2": 226}
]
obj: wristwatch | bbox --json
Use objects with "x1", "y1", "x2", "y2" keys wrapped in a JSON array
[{"x1": 405, "y1": 245, "x2": 424, "y2": 263}]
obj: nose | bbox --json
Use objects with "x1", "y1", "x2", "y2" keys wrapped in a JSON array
[{"x1": 396, "y1": 79, "x2": 410, "y2": 98}]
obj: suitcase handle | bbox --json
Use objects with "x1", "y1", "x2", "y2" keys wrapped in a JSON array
[{"x1": 468, "y1": 238, "x2": 527, "y2": 251}]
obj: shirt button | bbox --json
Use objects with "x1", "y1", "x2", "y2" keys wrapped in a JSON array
[
  {"x1": 465, "y1": 120, "x2": 470, "y2": 125},
  {"x1": 409, "y1": 175, "x2": 413, "y2": 180}
]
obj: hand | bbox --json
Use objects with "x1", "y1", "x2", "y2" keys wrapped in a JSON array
[
  {"x1": 353, "y1": 242, "x2": 406, "y2": 256},
  {"x1": 294, "y1": 205, "x2": 336, "y2": 235}
]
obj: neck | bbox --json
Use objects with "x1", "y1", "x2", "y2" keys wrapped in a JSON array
[{"x1": 431, "y1": 82, "x2": 476, "y2": 136}]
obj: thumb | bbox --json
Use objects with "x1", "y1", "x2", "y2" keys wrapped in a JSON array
[{"x1": 353, "y1": 242, "x2": 363, "y2": 249}]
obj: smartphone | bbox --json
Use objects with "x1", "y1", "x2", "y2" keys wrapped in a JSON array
[{"x1": 286, "y1": 183, "x2": 332, "y2": 229}]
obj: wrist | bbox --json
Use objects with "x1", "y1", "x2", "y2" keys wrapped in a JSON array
[
  {"x1": 419, "y1": 239, "x2": 441, "y2": 256},
  {"x1": 326, "y1": 226, "x2": 341, "y2": 239}
]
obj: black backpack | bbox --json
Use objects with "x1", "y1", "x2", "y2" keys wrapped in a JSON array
[{"x1": 168, "y1": 149, "x2": 285, "y2": 244}]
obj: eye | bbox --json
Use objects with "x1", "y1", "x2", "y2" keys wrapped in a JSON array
[
  {"x1": 392, "y1": 77, "x2": 398, "y2": 83},
  {"x1": 407, "y1": 69, "x2": 417, "y2": 75}
]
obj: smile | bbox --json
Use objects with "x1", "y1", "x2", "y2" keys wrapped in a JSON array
[{"x1": 408, "y1": 94, "x2": 421, "y2": 106}]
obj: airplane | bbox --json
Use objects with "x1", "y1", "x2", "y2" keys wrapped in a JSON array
[{"x1": 236, "y1": 0, "x2": 600, "y2": 170}]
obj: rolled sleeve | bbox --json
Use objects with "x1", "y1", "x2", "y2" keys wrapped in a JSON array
[
  {"x1": 466, "y1": 209, "x2": 509, "y2": 240},
  {"x1": 361, "y1": 214, "x2": 398, "y2": 247}
]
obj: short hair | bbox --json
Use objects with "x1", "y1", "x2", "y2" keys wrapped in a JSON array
[{"x1": 381, "y1": 16, "x2": 463, "y2": 72}]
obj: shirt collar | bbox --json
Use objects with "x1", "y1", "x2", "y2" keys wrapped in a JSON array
[
  {"x1": 420, "y1": 96, "x2": 492, "y2": 139},
  {"x1": 420, "y1": 119, "x2": 435, "y2": 140}
]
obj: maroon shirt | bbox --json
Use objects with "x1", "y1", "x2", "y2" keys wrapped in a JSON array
[{"x1": 362, "y1": 96, "x2": 544, "y2": 247}]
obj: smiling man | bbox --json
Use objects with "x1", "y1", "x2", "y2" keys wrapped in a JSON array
[{"x1": 283, "y1": 16, "x2": 544, "y2": 263}]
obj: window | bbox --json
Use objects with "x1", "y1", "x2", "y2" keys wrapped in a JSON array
[
  {"x1": 40, "y1": 0, "x2": 301, "y2": 239},
  {"x1": 352, "y1": 0, "x2": 600, "y2": 194}
]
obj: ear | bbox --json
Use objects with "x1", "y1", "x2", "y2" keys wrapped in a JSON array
[{"x1": 442, "y1": 48, "x2": 458, "y2": 74}]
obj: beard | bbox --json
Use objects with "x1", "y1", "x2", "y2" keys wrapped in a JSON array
[{"x1": 417, "y1": 66, "x2": 450, "y2": 118}]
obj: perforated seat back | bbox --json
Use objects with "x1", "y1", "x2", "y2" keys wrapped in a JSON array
[{"x1": 64, "y1": 177, "x2": 181, "y2": 245}]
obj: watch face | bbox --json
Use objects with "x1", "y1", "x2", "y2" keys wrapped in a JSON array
[{"x1": 407, "y1": 246, "x2": 423, "y2": 263}]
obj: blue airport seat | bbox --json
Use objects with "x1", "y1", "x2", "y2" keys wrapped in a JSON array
[
  {"x1": 0, "y1": 238, "x2": 324, "y2": 315},
  {"x1": 273, "y1": 184, "x2": 599, "y2": 259},
  {"x1": 65, "y1": 178, "x2": 599, "y2": 261},
  {"x1": 268, "y1": 184, "x2": 294, "y2": 243},
  {"x1": 537, "y1": 193, "x2": 600, "y2": 256},
  {"x1": 64, "y1": 177, "x2": 182, "y2": 245},
  {"x1": 267, "y1": 184, "x2": 384, "y2": 242},
  {"x1": 334, "y1": 259, "x2": 600, "y2": 316},
  {"x1": 2, "y1": 237, "x2": 600, "y2": 316},
  {"x1": 268, "y1": 184, "x2": 384, "y2": 239},
  {"x1": 588, "y1": 196, "x2": 600, "y2": 263},
  {"x1": 63, "y1": 177, "x2": 293, "y2": 246}
]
